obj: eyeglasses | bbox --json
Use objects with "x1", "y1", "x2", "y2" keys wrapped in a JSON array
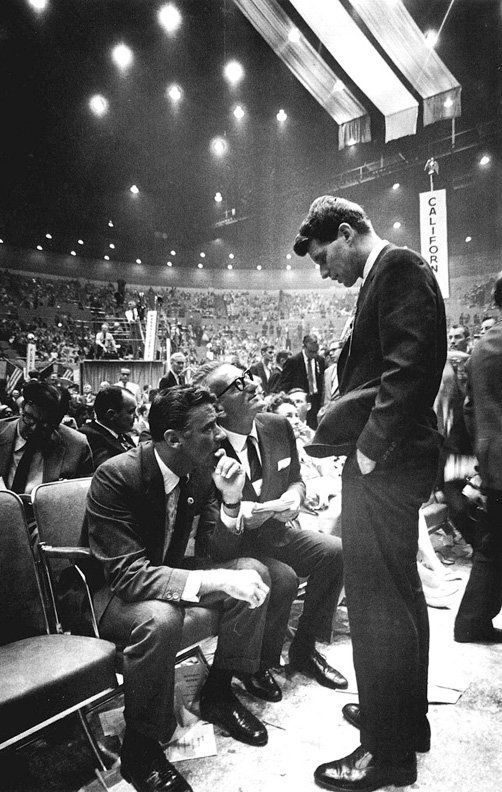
[
  {"x1": 215, "y1": 369, "x2": 254, "y2": 399},
  {"x1": 21, "y1": 409, "x2": 42, "y2": 426}
]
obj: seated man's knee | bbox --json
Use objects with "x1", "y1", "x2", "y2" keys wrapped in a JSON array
[
  {"x1": 238, "y1": 556, "x2": 272, "y2": 589},
  {"x1": 269, "y1": 560, "x2": 300, "y2": 600},
  {"x1": 132, "y1": 600, "x2": 184, "y2": 648}
]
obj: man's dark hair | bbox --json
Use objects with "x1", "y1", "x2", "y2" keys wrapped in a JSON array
[
  {"x1": 293, "y1": 195, "x2": 372, "y2": 256},
  {"x1": 302, "y1": 334, "x2": 318, "y2": 346},
  {"x1": 493, "y1": 272, "x2": 502, "y2": 308},
  {"x1": 94, "y1": 386, "x2": 129, "y2": 423},
  {"x1": 265, "y1": 392, "x2": 296, "y2": 413},
  {"x1": 276, "y1": 350, "x2": 290, "y2": 366},
  {"x1": 148, "y1": 385, "x2": 216, "y2": 441},
  {"x1": 261, "y1": 343, "x2": 274, "y2": 354},
  {"x1": 22, "y1": 380, "x2": 68, "y2": 428}
]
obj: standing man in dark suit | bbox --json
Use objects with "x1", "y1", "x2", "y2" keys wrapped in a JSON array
[
  {"x1": 158, "y1": 352, "x2": 186, "y2": 390},
  {"x1": 80, "y1": 386, "x2": 137, "y2": 469},
  {"x1": 195, "y1": 362, "x2": 347, "y2": 698},
  {"x1": 454, "y1": 271, "x2": 502, "y2": 643},
  {"x1": 0, "y1": 380, "x2": 93, "y2": 495},
  {"x1": 85, "y1": 386, "x2": 279, "y2": 792},
  {"x1": 280, "y1": 334, "x2": 325, "y2": 429},
  {"x1": 249, "y1": 343, "x2": 276, "y2": 395},
  {"x1": 294, "y1": 195, "x2": 446, "y2": 792}
]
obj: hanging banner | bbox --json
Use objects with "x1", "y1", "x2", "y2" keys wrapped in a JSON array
[
  {"x1": 143, "y1": 310, "x2": 158, "y2": 361},
  {"x1": 26, "y1": 342, "x2": 37, "y2": 375},
  {"x1": 419, "y1": 189, "x2": 449, "y2": 299}
]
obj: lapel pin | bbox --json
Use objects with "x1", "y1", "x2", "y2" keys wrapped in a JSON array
[{"x1": 187, "y1": 496, "x2": 194, "y2": 505}]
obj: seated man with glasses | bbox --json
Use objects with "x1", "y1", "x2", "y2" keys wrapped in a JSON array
[
  {"x1": 0, "y1": 380, "x2": 93, "y2": 500},
  {"x1": 193, "y1": 362, "x2": 347, "y2": 702}
]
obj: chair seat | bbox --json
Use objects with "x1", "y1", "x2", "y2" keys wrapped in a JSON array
[{"x1": 0, "y1": 634, "x2": 116, "y2": 742}]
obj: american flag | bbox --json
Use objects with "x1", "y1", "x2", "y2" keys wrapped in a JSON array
[
  {"x1": 0, "y1": 359, "x2": 24, "y2": 395},
  {"x1": 39, "y1": 362, "x2": 74, "y2": 382}
]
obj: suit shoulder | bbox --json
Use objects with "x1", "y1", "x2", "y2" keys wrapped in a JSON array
[{"x1": 58, "y1": 423, "x2": 90, "y2": 448}]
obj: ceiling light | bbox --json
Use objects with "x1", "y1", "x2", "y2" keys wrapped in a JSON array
[
  {"x1": 393, "y1": 221, "x2": 401, "y2": 229},
  {"x1": 233, "y1": 105, "x2": 245, "y2": 120},
  {"x1": 229, "y1": 253, "x2": 234, "y2": 259},
  {"x1": 200, "y1": 252, "x2": 205, "y2": 258},
  {"x1": 214, "y1": 192, "x2": 223, "y2": 203},
  {"x1": 111, "y1": 43, "x2": 133, "y2": 71},
  {"x1": 108, "y1": 220, "x2": 114, "y2": 227},
  {"x1": 109, "y1": 243, "x2": 115, "y2": 249},
  {"x1": 224, "y1": 60, "x2": 244, "y2": 86},
  {"x1": 157, "y1": 4, "x2": 182, "y2": 34},
  {"x1": 286, "y1": 253, "x2": 292, "y2": 260},
  {"x1": 392, "y1": 183, "x2": 400, "y2": 190},
  {"x1": 167, "y1": 260, "x2": 173, "y2": 267},
  {"x1": 45, "y1": 233, "x2": 52, "y2": 239},
  {"x1": 227, "y1": 264, "x2": 233, "y2": 270},
  {"x1": 479, "y1": 154, "x2": 491, "y2": 167},
  {"x1": 211, "y1": 137, "x2": 227, "y2": 156},
  {"x1": 0, "y1": 239, "x2": 4, "y2": 244},
  {"x1": 465, "y1": 236, "x2": 472, "y2": 243},
  {"x1": 89, "y1": 94, "x2": 109, "y2": 117},
  {"x1": 286, "y1": 264, "x2": 291, "y2": 271},
  {"x1": 256, "y1": 265, "x2": 262, "y2": 271},
  {"x1": 288, "y1": 27, "x2": 301, "y2": 44},
  {"x1": 130, "y1": 184, "x2": 139, "y2": 194},
  {"x1": 170, "y1": 250, "x2": 176, "y2": 255},
  {"x1": 104, "y1": 255, "x2": 110, "y2": 260},
  {"x1": 166, "y1": 84, "x2": 182, "y2": 102},
  {"x1": 70, "y1": 250, "x2": 76, "y2": 256},
  {"x1": 78, "y1": 239, "x2": 83, "y2": 245},
  {"x1": 425, "y1": 29, "x2": 438, "y2": 48},
  {"x1": 136, "y1": 258, "x2": 142, "y2": 264},
  {"x1": 276, "y1": 109, "x2": 287, "y2": 122},
  {"x1": 28, "y1": 0, "x2": 48, "y2": 12},
  {"x1": 197, "y1": 262, "x2": 203, "y2": 269},
  {"x1": 37, "y1": 245, "x2": 43, "y2": 251}
]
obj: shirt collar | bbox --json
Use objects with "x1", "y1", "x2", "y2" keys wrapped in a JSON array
[
  {"x1": 153, "y1": 449, "x2": 180, "y2": 495},
  {"x1": 224, "y1": 422, "x2": 258, "y2": 454},
  {"x1": 14, "y1": 419, "x2": 27, "y2": 451},
  {"x1": 362, "y1": 239, "x2": 389, "y2": 283},
  {"x1": 95, "y1": 419, "x2": 120, "y2": 440}
]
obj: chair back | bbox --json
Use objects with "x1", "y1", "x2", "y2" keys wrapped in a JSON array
[
  {"x1": 0, "y1": 490, "x2": 49, "y2": 645},
  {"x1": 32, "y1": 477, "x2": 92, "y2": 548}
]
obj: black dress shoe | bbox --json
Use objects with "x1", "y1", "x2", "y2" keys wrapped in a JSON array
[
  {"x1": 341, "y1": 703, "x2": 430, "y2": 753},
  {"x1": 199, "y1": 690, "x2": 268, "y2": 746},
  {"x1": 454, "y1": 627, "x2": 502, "y2": 643},
  {"x1": 121, "y1": 753, "x2": 192, "y2": 792},
  {"x1": 235, "y1": 669, "x2": 282, "y2": 702},
  {"x1": 314, "y1": 745, "x2": 417, "y2": 791},
  {"x1": 290, "y1": 648, "x2": 348, "y2": 690}
]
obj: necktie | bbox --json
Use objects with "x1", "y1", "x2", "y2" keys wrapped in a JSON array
[
  {"x1": 164, "y1": 475, "x2": 190, "y2": 565},
  {"x1": 11, "y1": 438, "x2": 39, "y2": 494},
  {"x1": 118, "y1": 433, "x2": 134, "y2": 450},
  {"x1": 246, "y1": 436, "x2": 262, "y2": 483}
]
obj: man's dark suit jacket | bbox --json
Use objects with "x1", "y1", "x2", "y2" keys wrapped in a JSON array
[
  {"x1": 79, "y1": 420, "x2": 129, "y2": 469},
  {"x1": 210, "y1": 412, "x2": 305, "y2": 561},
  {"x1": 158, "y1": 370, "x2": 184, "y2": 390},
  {"x1": 84, "y1": 442, "x2": 224, "y2": 620},
  {"x1": 279, "y1": 351, "x2": 325, "y2": 426},
  {"x1": 337, "y1": 244, "x2": 446, "y2": 473},
  {"x1": 464, "y1": 323, "x2": 502, "y2": 490},
  {"x1": 249, "y1": 360, "x2": 273, "y2": 395},
  {"x1": 0, "y1": 417, "x2": 93, "y2": 486}
]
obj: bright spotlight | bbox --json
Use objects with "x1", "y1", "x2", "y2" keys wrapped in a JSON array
[
  {"x1": 224, "y1": 60, "x2": 244, "y2": 86},
  {"x1": 233, "y1": 105, "x2": 245, "y2": 120},
  {"x1": 36, "y1": 245, "x2": 43, "y2": 251},
  {"x1": 211, "y1": 137, "x2": 228, "y2": 156},
  {"x1": 130, "y1": 184, "x2": 139, "y2": 194},
  {"x1": 70, "y1": 251, "x2": 76, "y2": 256},
  {"x1": 425, "y1": 29, "x2": 438, "y2": 47},
  {"x1": 104, "y1": 255, "x2": 110, "y2": 260},
  {"x1": 214, "y1": 192, "x2": 223, "y2": 203},
  {"x1": 197, "y1": 262, "x2": 204, "y2": 269},
  {"x1": 200, "y1": 252, "x2": 205, "y2": 258},
  {"x1": 465, "y1": 236, "x2": 472, "y2": 243},
  {"x1": 166, "y1": 84, "x2": 182, "y2": 102},
  {"x1": 157, "y1": 4, "x2": 182, "y2": 34},
  {"x1": 167, "y1": 260, "x2": 173, "y2": 267},
  {"x1": 392, "y1": 183, "x2": 400, "y2": 190},
  {"x1": 256, "y1": 265, "x2": 262, "y2": 271},
  {"x1": 227, "y1": 264, "x2": 233, "y2": 270},
  {"x1": 89, "y1": 94, "x2": 109, "y2": 117},
  {"x1": 393, "y1": 221, "x2": 401, "y2": 229},
  {"x1": 170, "y1": 250, "x2": 176, "y2": 255},
  {"x1": 109, "y1": 243, "x2": 115, "y2": 249},
  {"x1": 228, "y1": 253, "x2": 234, "y2": 260},
  {"x1": 28, "y1": 0, "x2": 48, "y2": 12},
  {"x1": 45, "y1": 233, "x2": 52, "y2": 239},
  {"x1": 136, "y1": 259, "x2": 142, "y2": 264},
  {"x1": 479, "y1": 154, "x2": 491, "y2": 167},
  {"x1": 286, "y1": 264, "x2": 291, "y2": 271},
  {"x1": 286, "y1": 253, "x2": 292, "y2": 260},
  {"x1": 276, "y1": 109, "x2": 287, "y2": 122},
  {"x1": 108, "y1": 220, "x2": 114, "y2": 227},
  {"x1": 112, "y1": 43, "x2": 133, "y2": 71}
]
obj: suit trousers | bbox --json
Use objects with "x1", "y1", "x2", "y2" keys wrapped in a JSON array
[
  {"x1": 341, "y1": 454, "x2": 435, "y2": 757},
  {"x1": 98, "y1": 557, "x2": 271, "y2": 743},
  {"x1": 242, "y1": 523, "x2": 344, "y2": 661},
  {"x1": 454, "y1": 489, "x2": 502, "y2": 637}
]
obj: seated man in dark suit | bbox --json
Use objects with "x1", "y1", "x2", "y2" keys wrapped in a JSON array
[
  {"x1": 80, "y1": 386, "x2": 137, "y2": 469},
  {"x1": 0, "y1": 380, "x2": 92, "y2": 497},
  {"x1": 279, "y1": 334, "x2": 325, "y2": 429},
  {"x1": 249, "y1": 343, "x2": 276, "y2": 395},
  {"x1": 194, "y1": 362, "x2": 346, "y2": 698},
  {"x1": 85, "y1": 385, "x2": 285, "y2": 792}
]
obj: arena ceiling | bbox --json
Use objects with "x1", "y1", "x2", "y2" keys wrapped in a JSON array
[{"x1": 0, "y1": 0, "x2": 500, "y2": 274}]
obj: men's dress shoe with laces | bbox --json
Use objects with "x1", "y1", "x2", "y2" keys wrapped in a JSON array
[
  {"x1": 314, "y1": 745, "x2": 417, "y2": 791},
  {"x1": 289, "y1": 648, "x2": 348, "y2": 690},
  {"x1": 341, "y1": 703, "x2": 430, "y2": 753},
  {"x1": 199, "y1": 690, "x2": 268, "y2": 746},
  {"x1": 235, "y1": 669, "x2": 282, "y2": 702},
  {"x1": 121, "y1": 752, "x2": 192, "y2": 792}
]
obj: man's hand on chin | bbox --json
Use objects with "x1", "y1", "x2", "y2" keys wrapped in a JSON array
[{"x1": 356, "y1": 448, "x2": 376, "y2": 475}]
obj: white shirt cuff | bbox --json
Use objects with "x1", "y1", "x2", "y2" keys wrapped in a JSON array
[
  {"x1": 182, "y1": 571, "x2": 202, "y2": 603},
  {"x1": 220, "y1": 503, "x2": 244, "y2": 534}
]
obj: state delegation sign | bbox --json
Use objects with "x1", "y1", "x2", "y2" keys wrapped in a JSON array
[{"x1": 419, "y1": 189, "x2": 449, "y2": 299}]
